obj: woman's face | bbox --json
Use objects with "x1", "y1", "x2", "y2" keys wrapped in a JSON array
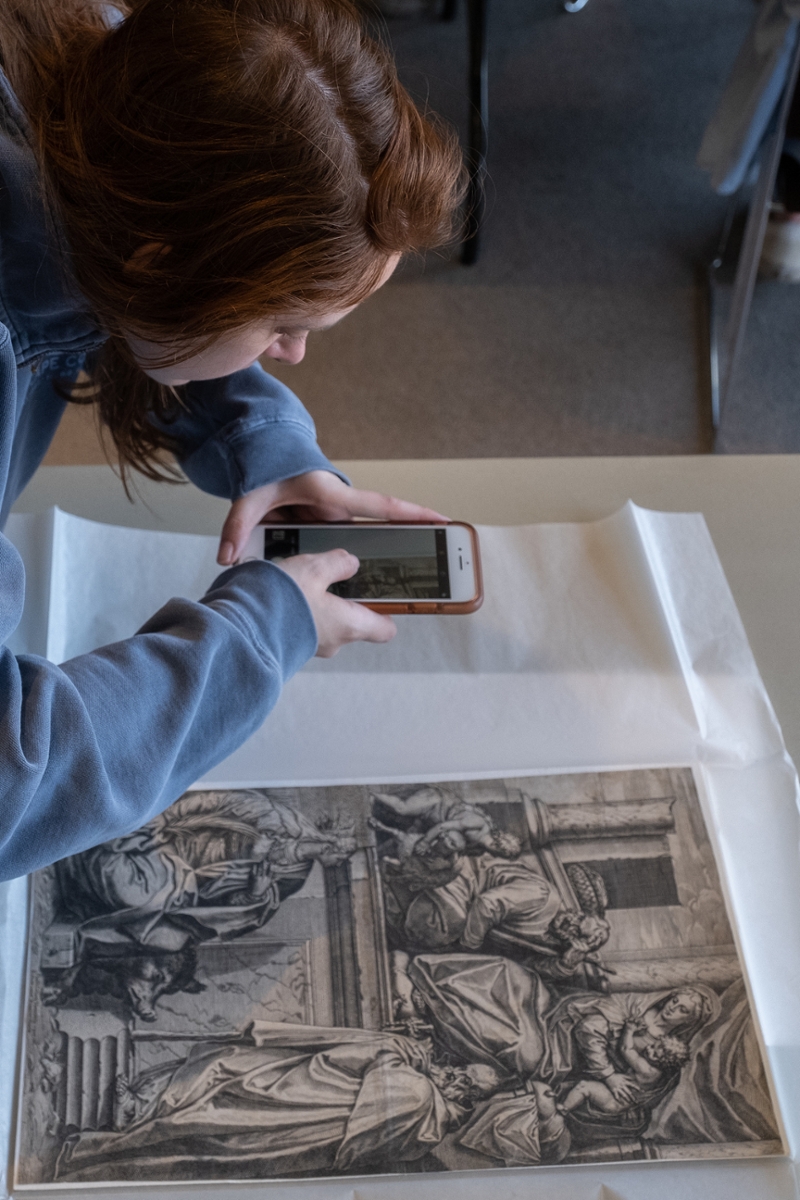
[
  {"x1": 126, "y1": 254, "x2": 400, "y2": 384},
  {"x1": 660, "y1": 989, "x2": 702, "y2": 1028}
]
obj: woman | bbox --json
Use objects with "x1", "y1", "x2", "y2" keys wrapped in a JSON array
[
  {"x1": 543, "y1": 982, "x2": 715, "y2": 1102},
  {"x1": 0, "y1": 0, "x2": 463, "y2": 879}
]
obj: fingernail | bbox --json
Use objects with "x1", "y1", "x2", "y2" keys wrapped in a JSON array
[{"x1": 219, "y1": 541, "x2": 234, "y2": 565}]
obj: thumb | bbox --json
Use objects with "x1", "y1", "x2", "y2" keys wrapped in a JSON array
[
  {"x1": 218, "y1": 495, "x2": 263, "y2": 565},
  {"x1": 307, "y1": 551, "x2": 396, "y2": 645}
]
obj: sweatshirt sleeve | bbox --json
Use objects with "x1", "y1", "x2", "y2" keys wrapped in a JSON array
[
  {"x1": 0, "y1": 535, "x2": 318, "y2": 882},
  {"x1": 159, "y1": 363, "x2": 349, "y2": 498}
]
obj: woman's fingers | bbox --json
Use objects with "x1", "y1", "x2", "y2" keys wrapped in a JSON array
[
  {"x1": 217, "y1": 470, "x2": 450, "y2": 566},
  {"x1": 275, "y1": 550, "x2": 396, "y2": 657},
  {"x1": 333, "y1": 598, "x2": 397, "y2": 651},
  {"x1": 340, "y1": 486, "x2": 449, "y2": 524},
  {"x1": 276, "y1": 470, "x2": 447, "y2": 522},
  {"x1": 608, "y1": 1075, "x2": 637, "y2": 1102},
  {"x1": 218, "y1": 490, "x2": 277, "y2": 565}
]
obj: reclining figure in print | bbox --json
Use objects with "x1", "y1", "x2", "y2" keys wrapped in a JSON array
[{"x1": 55, "y1": 1023, "x2": 521, "y2": 1182}]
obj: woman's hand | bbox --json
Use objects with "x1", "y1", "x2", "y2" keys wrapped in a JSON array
[
  {"x1": 604, "y1": 1072, "x2": 638, "y2": 1105},
  {"x1": 217, "y1": 470, "x2": 448, "y2": 566},
  {"x1": 276, "y1": 548, "x2": 397, "y2": 657}
]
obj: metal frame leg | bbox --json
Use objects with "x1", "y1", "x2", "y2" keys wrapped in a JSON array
[
  {"x1": 461, "y1": 0, "x2": 488, "y2": 265},
  {"x1": 712, "y1": 27, "x2": 800, "y2": 439},
  {"x1": 708, "y1": 263, "x2": 721, "y2": 434},
  {"x1": 707, "y1": 193, "x2": 739, "y2": 432}
]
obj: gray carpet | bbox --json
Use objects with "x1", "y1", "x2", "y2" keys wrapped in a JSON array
[{"x1": 266, "y1": 0, "x2": 800, "y2": 457}]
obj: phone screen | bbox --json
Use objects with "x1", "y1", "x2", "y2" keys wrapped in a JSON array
[{"x1": 263, "y1": 526, "x2": 451, "y2": 600}]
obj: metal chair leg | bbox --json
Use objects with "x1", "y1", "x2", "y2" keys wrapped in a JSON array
[
  {"x1": 461, "y1": 0, "x2": 488, "y2": 265},
  {"x1": 714, "y1": 27, "x2": 800, "y2": 439},
  {"x1": 707, "y1": 193, "x2": 740, "y2": 433},
  {"x1": 708, "y1": 265, "x2": 721, "y2": 434}
]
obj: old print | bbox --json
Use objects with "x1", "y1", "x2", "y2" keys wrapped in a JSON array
[
  {"x1": 15, "y1": 769, "x2": 782, "y2": 1186},
  {"x1": 332, "y1": 555, "x2": 441, "y2": 600}
]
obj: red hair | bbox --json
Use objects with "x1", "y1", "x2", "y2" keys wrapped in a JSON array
[{"x1": 1, "y1": 0, "x2": 464, "y2": 477}]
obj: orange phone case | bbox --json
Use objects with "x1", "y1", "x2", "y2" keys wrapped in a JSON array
[{"x1": 360, "y1": 521, "x2": 483, "y2": 615}]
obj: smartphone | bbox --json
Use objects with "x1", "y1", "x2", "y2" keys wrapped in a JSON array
[{"x1": 247, "y1": 522, "x2": 482, "y2": 613}]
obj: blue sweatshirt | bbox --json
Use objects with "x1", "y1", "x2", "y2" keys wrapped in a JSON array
[{"x1": 0, "y1": 69, "x2": 342, "y2": 880}]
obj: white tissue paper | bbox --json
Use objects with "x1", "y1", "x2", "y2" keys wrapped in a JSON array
[{"x1": 0, "y1": 503, "x2": 798, "y2": 1200}]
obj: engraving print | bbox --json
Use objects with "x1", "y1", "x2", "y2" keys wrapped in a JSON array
[{"x1": 14, "y1": 768, "x2": 782, "y2": 1186}]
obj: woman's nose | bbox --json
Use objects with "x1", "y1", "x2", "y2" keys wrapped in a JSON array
[{"x1": 266, "y1": 335, "x2": 307, "y2": 365}]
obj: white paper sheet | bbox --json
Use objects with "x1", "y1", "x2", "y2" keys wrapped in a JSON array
[{"x1": 1, "y1": 503, "x2": 798, "y2": 1200}]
